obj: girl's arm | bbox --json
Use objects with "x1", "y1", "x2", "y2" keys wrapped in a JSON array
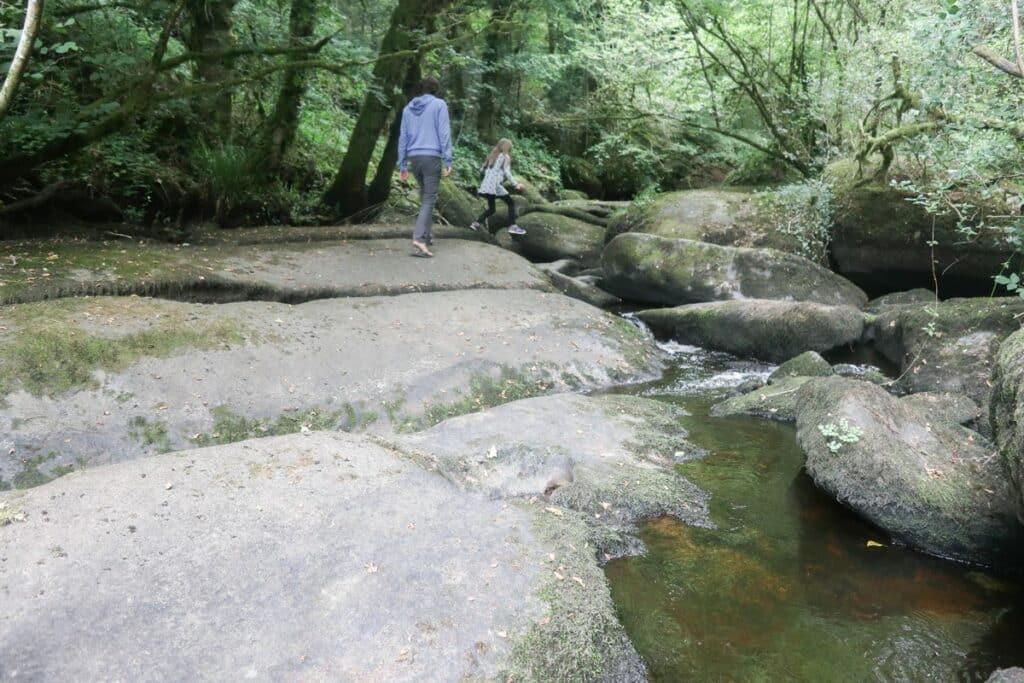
[{"x1": 502, "y1": 155, "x2": 517, "y2": 185}]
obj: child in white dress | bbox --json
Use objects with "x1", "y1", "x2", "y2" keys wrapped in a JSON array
[{"x1": 471, "y1": 138, "x2": 526, "y2": 235}]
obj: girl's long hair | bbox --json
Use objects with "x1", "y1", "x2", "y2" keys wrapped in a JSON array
[{"x1": 484, "y1": 138, "x2": 513, "y2": 169}]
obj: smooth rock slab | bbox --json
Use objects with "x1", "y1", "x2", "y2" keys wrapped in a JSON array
[
  {"x1": 601, "y1": 233, "x2": 867, "y2": 308},
  {"x1": 0, "y1": 238, "x2": 549, "y2": 305},
  {"x1": 397, "y1": 394, "x2": 710, "y2": 534},
  {"x1": 636, "y1": 299, "x2": 865, "y2": 363},
  {"x1": 0, "y1": 432, "x2": 614, "y2": 681},
  {"x1": 795, "y1": 377, "x2": 1022, "y2": 567},
  {"x1": 0, "y1": 289, "x2": 661, "y2": 487}
]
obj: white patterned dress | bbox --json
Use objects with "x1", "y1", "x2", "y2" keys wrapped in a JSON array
[{"x1": 477, "y1": 153, "x2": 517, "y2": 196}]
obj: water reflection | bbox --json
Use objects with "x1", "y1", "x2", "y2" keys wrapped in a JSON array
[{"x1": 604, "y1": 348, "x2": 1024, "y2": 682}]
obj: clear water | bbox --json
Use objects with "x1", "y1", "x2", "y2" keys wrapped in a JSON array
[{"x1": 603, "y1": 342, "x2": 1024, "y2": 682}]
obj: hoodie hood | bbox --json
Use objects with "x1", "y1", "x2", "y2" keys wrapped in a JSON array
[{"x1": 408, "y1": 94, "x2": 437, "y2": 116}]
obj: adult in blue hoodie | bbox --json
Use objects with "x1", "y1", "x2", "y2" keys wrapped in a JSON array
[{"x1": 399, "y1": 77, "x2": 453, "y2": 257}]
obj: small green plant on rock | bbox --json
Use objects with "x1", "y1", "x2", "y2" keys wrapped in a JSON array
[
  {"x1": 0, "y1": 501, "x2": 26, "y2": 526},
  {"x1": 817, "y1": 418, "x2": 863, "y2": 453}
]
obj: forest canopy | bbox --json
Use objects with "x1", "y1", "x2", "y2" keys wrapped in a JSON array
[{"x1": 0, "y1": 0, "x2": 1022, "y2": 266}]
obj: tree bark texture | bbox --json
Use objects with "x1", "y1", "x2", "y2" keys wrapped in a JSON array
[
  {"x1": 322, "y1": 0, "x2": 451, "y2": 215},
  {"x1": 255, "y1": 0, "x2": 318, "y2": 175},
  {"x1": 0, "y1": 0, "x2": 45, "y2": 120}
]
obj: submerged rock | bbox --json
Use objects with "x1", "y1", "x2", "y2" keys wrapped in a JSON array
[
  {"x1": 397, "y1": 394, "x2": 710, "y2": 537},
  {"x1": 768, "y1": 351, "x2": 833, "y2": 383},
  {"x1": 988, "y1": 668, "x2": 1024, "y2": 683},
  {"x1": 636, "y1": 300, "x2": 865, "y2": 363},
  {"x1": 0, "y1": 289, "x2": 662, "y2": 488},
  {"x1": 498, "y1": 213, "x2": 607, "y2": 266},
  {"x1": 601, "y1": 233, "x2": 867, "y2": 308},
  {"x1": 870, "y1": 297, "x2": 1024, "y2": 419},
  {"x1": 794, "y1": 377, "x2": 1021, "y2": 567},
  {"x1": 0, "y1": 431, "x2": 646, "y2": 681},
  {"x1": 992, "y1": 328, "x2": 1024, "y2": 525}
]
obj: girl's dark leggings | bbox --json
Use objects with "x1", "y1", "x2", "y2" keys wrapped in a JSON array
[{"x1": 477, "y1": 193, "x2": 516, "y2": 230}]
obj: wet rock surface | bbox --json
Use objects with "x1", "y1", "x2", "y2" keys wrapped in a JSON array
[
  {"x1": 711, "y1": 376, "x2": 811, "y2": 422},
  {"x1": 636, "y1": 300, "x2": 865, "y2": 363},
  {"x1": 795, "y1": 377, "x2": 1022, "y2": 567},
  {"x1": 601, "y1": 233, "x2": 867, "y2": 308}
]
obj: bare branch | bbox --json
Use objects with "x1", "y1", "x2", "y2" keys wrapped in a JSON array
[{"x1": 972, "y1": 44, "x2": 1024, "y2": 78}]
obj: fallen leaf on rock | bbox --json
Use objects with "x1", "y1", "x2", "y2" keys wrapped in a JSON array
[
  {"x1": 571, "y1": 576, "x2": 586, "y2": 588},
  {"x1": 544, "y1": 506, "x2": 564, "y2": 517},
  {"x1": 365, "y1": 562, "x2": 379, "y2": 573},
  {"x1": 866, "y1": 540, "x2": 885, "y2": 548}
]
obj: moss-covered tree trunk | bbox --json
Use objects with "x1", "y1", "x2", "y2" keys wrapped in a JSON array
[
  {"x1": 254, "y1": 0, "x2": 318, "y2": 176},
  {"x1": 186, "y1": 0, "x2": 238, "y2": 140},
  {"x1": 322, "y1": 0, "x2": 450, "y2": 216}
]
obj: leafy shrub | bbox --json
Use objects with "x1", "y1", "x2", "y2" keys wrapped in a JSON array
[{"x1": 757, "y1": 179, "x2": 834, "y2": 263}]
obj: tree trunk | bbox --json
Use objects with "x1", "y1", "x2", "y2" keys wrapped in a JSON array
[
  {"x1": 322, "y1": 0, "x2": 450, "y2": 216},
  {"x1": 186, "y1": 0, "x2": 238, "y2": 139},
  {"x1": 254, "y1": 0, "x2": 318, "y2": 175},
  {"x1": 0, "y1": 0, "x2": 45, "y2": 121},
  {"x1": 476, "y1": 0, "x2": 514, "y2": 143},
  {"x1": 366, "y1": 60, "x2": 422, "y2": 208}
]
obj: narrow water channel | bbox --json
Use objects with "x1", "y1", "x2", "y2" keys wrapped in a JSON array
[{"x1": 603, "y1": 342, "x2": 1024, "y2": 682}]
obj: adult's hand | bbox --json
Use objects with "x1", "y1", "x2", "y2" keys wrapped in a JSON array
[
  {"x1": 443, "y1": 166, "x2": 452, "y2": 178},
  {"x1": 400, "y1": 170, "x2": 409, "y2": 183}
]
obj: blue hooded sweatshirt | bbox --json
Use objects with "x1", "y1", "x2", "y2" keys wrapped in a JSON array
[{"x1": 398, "y1": 94, "x2": 453, "y2": 171}]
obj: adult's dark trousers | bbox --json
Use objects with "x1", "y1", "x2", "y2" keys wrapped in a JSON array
[
  {"x1": 410, "y1": 155, "x2": 442, "y2": 243},
  {"x1": 476, "y1": 193, "x2": 516, "y2": 232}
]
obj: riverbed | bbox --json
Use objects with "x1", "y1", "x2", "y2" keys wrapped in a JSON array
[{"x1": 604, "y1": 341, "x2": 1024, "y2": 681}]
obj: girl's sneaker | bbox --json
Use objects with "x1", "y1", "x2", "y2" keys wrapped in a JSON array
[
  {"x1": 508, "y1": 224, "x2": 526, "y2": 235},
  {"x1": 469, "y1": 221, "x2": 481, "y2": 231}
]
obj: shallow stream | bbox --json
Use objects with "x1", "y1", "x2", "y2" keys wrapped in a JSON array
[{"x1": 604, "y1": 341, "x2": 1024, "y2": 681}]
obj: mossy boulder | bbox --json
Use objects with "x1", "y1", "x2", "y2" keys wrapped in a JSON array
[
  {"x1": 498, "y1": 213, "x2": 608, "y2": 266},
  {"x1": 865, "y1": 288, "x2": 936, "y2": 314},
  {"x1": 768, "y1": 351, "x2": 833, "y2": 383},
  {"x1": 825, "y1": 160, "x2": 1014, "y2": 288},
  {"x1": 601, "y1": 233, "x2": 867, "y2": 307},
  {"x1": 900, "y1": 391, "x2": 982, "y2": 428},
  {"x1": 711, "y1": 376, "x2": 811, "y2": 422},
  {"x1": 992, "y1": 328, "x2": 1024, "y2": 525},
  {"x1": 636, "y1": 300, "x2": 865, "y2": 363},
  {"x1": 795, "y1": 377, "x2": 1022, "y2": 567},
  {"x1": 870, "y1": 297, "x2": 1024, "y2": 418},
  {"x1": 606, "y1": 189, "x2": 802, "y2": 256},
  {"x1": 989, "y1": 669, "x2": 1024, "y2": 683},
  {"x1": 436, "y1": 178, "x2": 487, "y2": 228}
]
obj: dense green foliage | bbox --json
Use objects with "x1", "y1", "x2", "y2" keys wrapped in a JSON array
[{"x1": 0, "y1": 0, "x2": 1022, "y2": 286}]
